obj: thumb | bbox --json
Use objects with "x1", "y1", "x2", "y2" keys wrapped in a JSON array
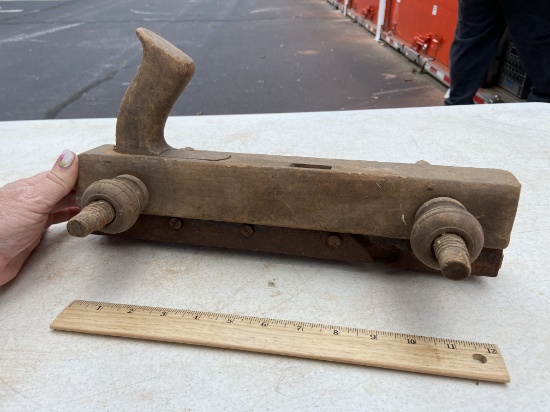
[{"x1": 36, "y1": 150, "x2": 79, "y2": 210}]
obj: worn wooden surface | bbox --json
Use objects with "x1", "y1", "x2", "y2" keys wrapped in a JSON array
[
  {"x1": 76, "y1": 145, "x2": 520, "y2": 250},
  {"x1": 115, "y1": 28, "x2": 195, "y2": 156},
  {"x1": 51, "y1": 300, "x2": 510, "y2": 383},
  {"x1": 114, "y1": 215, "x2": 504, "y2": 277},
  {"x1": 73, "y1": 28, "x2": 519, "y2": 278}
]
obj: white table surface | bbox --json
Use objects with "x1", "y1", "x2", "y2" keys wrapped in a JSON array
[{"x1": 0, "y1": 104, "x2": 549, "y2": 411}]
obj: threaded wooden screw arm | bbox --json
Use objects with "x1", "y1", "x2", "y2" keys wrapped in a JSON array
[
  {"x1": 67, "y1": 175, "x2": 149, "y2": 238},
  {"x1": 410, "y1": 198, "x2": 484, "y2": 280},
  {"x1": 433, "y1": 233, "x2": 472, "y2": 281},
  {"x1": 67, "y1": 200, "x2": 116, "y2": 237}
]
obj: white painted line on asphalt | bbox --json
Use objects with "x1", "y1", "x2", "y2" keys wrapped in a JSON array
[
  {"x1": 0, "y1": 22, "x2": 83, "y2": 44},
  {"x1": 372, "y1": 85, "x2": 433, "y2": 96},
  {"x1": 130, "y1": 9, "x2": 171, "y2": 16},
  {"x1": 0, "y1": 10, "x2": 23, "y2": 12},
  {"x1": 250, "y1": 7, "x2": 282, "y2": 14}
]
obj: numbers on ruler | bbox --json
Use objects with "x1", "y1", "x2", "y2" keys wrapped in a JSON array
[
  {"x1": 398, "y1": 336, "x2": 463, "y2": 350},
  {"x1": 82, "y1": 302, "x2": 494, "y2": 354},
  {"x1": 402, "y1": 338, "x2": 461, "y2": 350}
]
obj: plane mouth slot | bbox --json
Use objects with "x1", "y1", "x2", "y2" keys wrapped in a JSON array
[{"x1": 290, "y1": 163, "x2": 332, "y2": 170}]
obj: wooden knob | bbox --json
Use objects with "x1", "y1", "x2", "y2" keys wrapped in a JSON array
[
  {"x1": 410, "y1": 197, "x2": 484, "y2": 280},
  {"x1": 67, "y1": 175, "x2": 149, "y2": 237}
]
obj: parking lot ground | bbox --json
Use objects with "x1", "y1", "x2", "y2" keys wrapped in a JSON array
[{"x1": 0, "y1": 0, "x2": 446, "y2": 121}]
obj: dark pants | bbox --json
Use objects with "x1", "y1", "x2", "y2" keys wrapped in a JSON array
[{"x1": 445, "y1": 0, "x2": 550, "y2": 105}]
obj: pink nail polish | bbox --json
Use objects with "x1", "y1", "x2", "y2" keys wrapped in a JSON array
[{"x1": 57, "y1": 149, "x2": 74, "y2": 168}]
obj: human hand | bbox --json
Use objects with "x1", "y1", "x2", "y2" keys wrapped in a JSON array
[{"x1": 0, "y1": 150, "x2": 79, "y2": 286}]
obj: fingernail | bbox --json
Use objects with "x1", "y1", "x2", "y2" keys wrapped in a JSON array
[{"x1": 57, "y1": 149, "x2": 74, "y2": 168}]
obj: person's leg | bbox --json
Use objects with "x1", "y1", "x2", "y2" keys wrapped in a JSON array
[
  {"x1": 500, "y1": 0, "x2": 550, "y2": 102},
  {"x1": 445, "y1": 0, "x2": 506, "y2": 105}
]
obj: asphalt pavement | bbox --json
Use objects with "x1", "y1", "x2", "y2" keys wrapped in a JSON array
[{"x1": 0, "y1": 0, "x2": 446, "y2": 121}]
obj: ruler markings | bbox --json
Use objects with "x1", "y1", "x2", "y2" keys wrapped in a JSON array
[{"x1": 51, "y1": 300, "x2": 509, "y2": 383}]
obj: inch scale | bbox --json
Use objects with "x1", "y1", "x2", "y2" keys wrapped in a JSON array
[{"x1": 51, "y1": 300, "x2": 509, "y2": 383}]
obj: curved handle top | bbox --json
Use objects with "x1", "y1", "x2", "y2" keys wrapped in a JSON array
[{"x1": 116, "y1": 28, "x2": 195, "y2": 156}]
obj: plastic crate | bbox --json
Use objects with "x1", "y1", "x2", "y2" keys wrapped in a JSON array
[{"x1": 497, "y1": 41, "x2": 532, "y2": 99}]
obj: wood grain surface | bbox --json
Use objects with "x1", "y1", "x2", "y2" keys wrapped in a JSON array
[{"x1": 51, "y1": 300, "x2": 510, "y2": 383}]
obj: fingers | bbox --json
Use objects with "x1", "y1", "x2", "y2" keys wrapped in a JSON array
[
  {"x1": 0, "y1": 237, "x2": 41, "y2": 286},
  {"x1": 0, "y1": 171, "x2": 47, "y2": 191},
  {"x1": 0, "y1": 150, "x2": 80, "y2": 286},
  {"x1": 1, "y1": 203, "x2": 81, "y2": 285},
  {"x1": 20, "y1": 171, "x2": 49, "y2": 187},
  {"x1": 51, "y1": 190, "x2": 77, "y2": 213},
  {"x1": 34, "y1": 150, "x2": 79, "y2": 211},
  {"x1": 46, "y1": 207, "x2": 81, "y2": 227}
]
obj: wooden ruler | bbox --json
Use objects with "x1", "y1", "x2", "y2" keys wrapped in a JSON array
[{"x1": 51, "y1": 300, "x2": 509, "y2": 383}]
